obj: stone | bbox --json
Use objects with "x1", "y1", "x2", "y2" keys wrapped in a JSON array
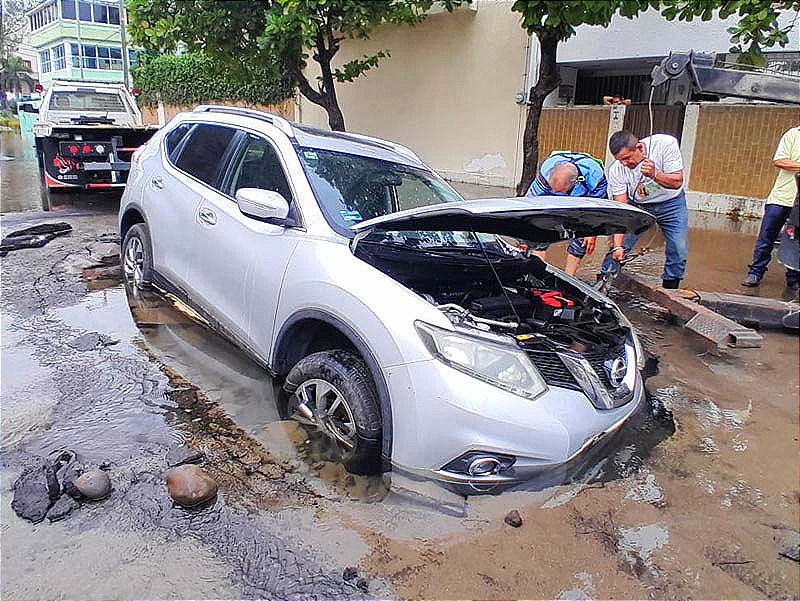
[
  {"x1": 166, "y1": 465, "x2": 218, "y2": 507},
  {"x1": 67, "y1": 332, "x2": 118, "y2": 351},
  {"x1": 777, "y1": 531, "x2": 800, "y2": 562},
  {"x1": 47, "y1": 495, "x2": 80, "y2": 522},
  {"x1": 87, "y1": 241, "x2": 120, "y2": 265},
  {"x1": 166, "y1": 445, "x2": 205, "y2": 468},
  {"x1": 74, "y1": 469, "x2": 111, "y2": 500},
  {"x1": 504, "y1": 509, "x2": 523, "y2": 528},
  {"x1": 257, "y1": 463, "x2": 284, "y2": 480},
  {"x1": 61, "y1": 462, "x2": 85, "y2": 499},
  {"x1": 11, "y1": 462, "x2": 61, "y2": 523},
  {"x1": 342, "y1": 566, "x2": 358, "y2": 581}
]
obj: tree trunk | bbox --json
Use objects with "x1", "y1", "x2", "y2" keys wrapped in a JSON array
[
  {"x1": 317, "y1": 52, "x2": 345, "y2": 131},
  {"x1": 516, "y1": 31, "x2": 561, "y2": 196}
]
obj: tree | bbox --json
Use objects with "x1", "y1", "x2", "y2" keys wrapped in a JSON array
[
  {"x1": 1, "y1": 0, "x2": 37, "y2": 58},
  {"x1": 0, "y1": 55, "x2": 35, "y2": 109},
  {"x1": 511, "y1": 0, "x2": 800, "y2": 195},
  {"x1": 127, "y1": 0, "x2": 467, "y2": 132}
]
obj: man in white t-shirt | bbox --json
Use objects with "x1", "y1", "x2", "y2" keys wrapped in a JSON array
[{"x1": 602, "y1": 130, "x2": 688, "y2": 289}]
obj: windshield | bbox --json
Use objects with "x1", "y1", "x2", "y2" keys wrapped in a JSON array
[
  {"x1": 299, "y1": 147, "x2": 500, "y2": 249},
  {"x1": 49, "y1": 91, "x2": 126, "y2": 112}
]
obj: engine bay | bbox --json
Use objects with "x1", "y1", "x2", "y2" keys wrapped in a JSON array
[{"x1": 355, "y1": 239, "x2": 631, "y2": 356}]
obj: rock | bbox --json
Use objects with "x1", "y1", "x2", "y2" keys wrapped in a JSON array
[
  {"x1": 257, "y1": 463, "x2": 284, "y2": 480},
  {"x1": 74, "y1": 469, "x2": 111, "y2": 500},
  {"x1": 356, "y1": 578, "x2": 369, "y2": 592},
  {"x1": 11, "y1": 462, "x2": 61, "y2": 523},
  {"x1": 777, "y1": 531, "x2": 800, "y2": 562},
  {"x1": 47, "y1": 495, "x2": 80, "y2": 522},
  {"x1": 67, "y1": 332, "x2": 118, "y2": 351},
  {"x1": 342, "y1": 566, "x2": 358, "y2": 581},
  {"x1": 61, "y1": 463, "x2": 85, "y2": 499},
  {"x1": 504, "y1": 509, "x2": 523, "y2": 528},
  {"x1": 87, "y1": 241, "x2": 120, "y2": 265},
  {"x1": 166, "y1": 465, "x2": 218, "y2": 507},
  {"x1": 166, "y1": 445, "x2": 205, "y2": 468}
]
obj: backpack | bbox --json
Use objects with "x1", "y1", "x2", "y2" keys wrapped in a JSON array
[{"x1": 531, "y1": 151, "x2": 607, "y2": 198}]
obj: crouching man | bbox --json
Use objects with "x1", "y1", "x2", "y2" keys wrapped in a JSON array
[
  {"x1": 603, "y1": 130, "x2": 688, "y2": 289},
  {"x1": 527, "y1": 151, "x2": 608, "y2": 276}
]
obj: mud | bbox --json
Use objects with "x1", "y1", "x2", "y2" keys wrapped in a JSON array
[{"x1": 1, "y1": 139, "x2": 798, "y2": 599}]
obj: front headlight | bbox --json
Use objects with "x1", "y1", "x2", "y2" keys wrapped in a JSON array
[
  {"x1": 616, "y1": 311, "x2": 645, "y2": 370},
  {"x1": 415, "y1": 321, "x2": 547, "y2": 400}
]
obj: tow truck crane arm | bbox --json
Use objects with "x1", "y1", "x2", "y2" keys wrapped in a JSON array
[{"x1": 651, "y1": 51, "x2": 800, "y2": 104}]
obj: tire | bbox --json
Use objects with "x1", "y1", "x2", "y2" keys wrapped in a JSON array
[
  {"x1": 121, "y1": 223, "x2": 154, "y2": 290},
  {"x1": 281, "y1": 350, "x2": 382, "y2": 475}
]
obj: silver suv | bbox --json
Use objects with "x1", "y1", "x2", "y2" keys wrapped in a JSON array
[{"x1": 119, "y1": 106, "x2": 654, "y2": 487}]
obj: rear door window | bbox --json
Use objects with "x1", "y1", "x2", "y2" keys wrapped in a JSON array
[
  {"x1": 164, "y1": 123, "x2": 192, "y2": 162},
  {"x1": 174, "y1": 124, "x2": 237, "y2": 186}
]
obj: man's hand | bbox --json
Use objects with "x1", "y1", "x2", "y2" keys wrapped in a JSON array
[
  {"x1": 640, "y1": 159, "x2": 656, "y2": 178},
  {"x1": 582, "y1": 236, "x2": 596, "y2": 255},
  {"x1": 612, "y1": 247, "x2": 626, "y2": 262}
]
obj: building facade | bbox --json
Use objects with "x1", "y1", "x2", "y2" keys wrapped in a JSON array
[{"x1": 25, "y1": 0, "x2": 133, "y2": 86}]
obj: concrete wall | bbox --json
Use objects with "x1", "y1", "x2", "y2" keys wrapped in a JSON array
[
  {"x1": 689, "y1": 105, "x2": 800, "y2": 199},
  {"x1": 557, "y1": 7, "x2": 799, "y2": 64},
  {"x1": 298, "y1": 0, "x2": 529, "y2": 188}
]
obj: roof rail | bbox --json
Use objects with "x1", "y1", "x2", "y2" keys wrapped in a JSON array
[{"x1": 193, "y1": 105, "x2": 295, "y2": 138}]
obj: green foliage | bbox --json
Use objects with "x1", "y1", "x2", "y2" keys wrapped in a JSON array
[
  {"x1": 0, "y1": 56, "x2": 35, "y2": 94},
  {"x1": 131, "y1": 53, "x2": 293, "y2": 107},
  {"x1": 510, "y1": 1, "x2": 654, "y2": 41},
  {"x1": 127, "y1": 0, "x2": 468, "y2": 130},
  {"x1": 661, "y1": 0, "x2": 800, "y2": 66}
]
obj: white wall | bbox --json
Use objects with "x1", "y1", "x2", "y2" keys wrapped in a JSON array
[
  {"x1": 298, "y1": 0, "x2": 530, "y2": 188},
  {"x1": 557, "y1": 7, "x2": 799, "y2": 63}
]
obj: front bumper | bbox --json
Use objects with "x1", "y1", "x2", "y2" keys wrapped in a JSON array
[{"x1": 385, "y1": 356, "x2": 644, "y2": 486}]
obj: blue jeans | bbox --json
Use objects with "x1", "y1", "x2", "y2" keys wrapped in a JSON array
[
  {"x1": 532, "y1": 238, "x2": 588, "y2": 258},
  {"x1": 601, "y1": 191, "x2": 689, "y2": 281},
  {"x1": 747, "y1": 203, "x2": 797, "y2": 284}
]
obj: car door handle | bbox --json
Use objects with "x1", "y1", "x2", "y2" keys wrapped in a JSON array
[
  {"x1": 198, "y1": 208, "x2": 217, "y2": 226},
  {"x1": 150, "y1": 176, "x2": 164, "y2": 190}
]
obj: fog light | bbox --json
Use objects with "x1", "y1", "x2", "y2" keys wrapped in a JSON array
[
  {"x1": 442, "y1": 451, "x2": 516, "y2": 477},
  {"x1": 469, "y1": 456, "x2": 501, "y2": 476}
]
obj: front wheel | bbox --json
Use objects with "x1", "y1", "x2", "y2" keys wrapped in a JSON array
[
  {"x1": 280, "y1": 350, "x2": 382, "y2": 475},
  {"x1": 122, "y1": 223, "x2": 154, "y2": 290}
]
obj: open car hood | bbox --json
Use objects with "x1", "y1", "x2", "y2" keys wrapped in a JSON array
[{"x1": 350, "y1": 196, "x2": 655, "y2": 243}]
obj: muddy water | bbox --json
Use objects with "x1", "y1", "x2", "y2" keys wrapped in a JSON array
[{"x1": 1, "y1": 145, "x2": 798, "y2": 599}]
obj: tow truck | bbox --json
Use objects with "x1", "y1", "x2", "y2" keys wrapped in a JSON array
[{"x1": 30, "y1": 81, "x2": 158, "y2": 207}]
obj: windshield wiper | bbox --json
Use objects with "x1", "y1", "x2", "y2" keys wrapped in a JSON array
[{"x1": 366, "y1": 240, "x2": 514, "y2": 259}]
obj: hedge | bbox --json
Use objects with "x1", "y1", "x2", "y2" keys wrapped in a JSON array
[{"x1": 133, "y1": 53, "x2": 294, "y2": 108}]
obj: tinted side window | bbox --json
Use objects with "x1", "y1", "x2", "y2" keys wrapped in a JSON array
[
  {"x1": 165, "y1": 123, "x2": 192, "y2": 161},
  {"x1": 227, "y1": 134, "x2": 293, "y2": 202},
  {"x1": 175, "y1": 124, "x2": 237, "y2": 186}
]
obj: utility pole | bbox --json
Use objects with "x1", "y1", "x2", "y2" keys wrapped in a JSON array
[{"x1": 119, "y1": 0, "x2": 130, "y2": 88}]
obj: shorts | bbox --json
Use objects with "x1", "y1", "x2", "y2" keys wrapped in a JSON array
[{"x1": 531, "y1": 238, "x2": 587, "y2": 258}]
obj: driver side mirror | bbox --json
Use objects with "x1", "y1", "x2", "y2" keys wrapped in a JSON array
[{"x1": 235, "y1": 188, "x2": 290, "y2": 224}]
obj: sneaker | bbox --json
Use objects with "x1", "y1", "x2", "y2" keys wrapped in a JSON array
[
  {"x1": 782, "y1": 282, "x2": 800, "y2": 302},
  {"x1": 662, "y1": 279, "x2": 680, "y2": 289},
  {"x1": 741, "y1": 274, "x2": 761, "y2": 287}
]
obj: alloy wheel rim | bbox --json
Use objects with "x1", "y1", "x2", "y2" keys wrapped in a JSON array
[
  {"x1": 289, "y1": 379, "x2": 357, "y2": 450},
  {"x1": 123, "y1": 236, "x2": 144, "y2": 287}
]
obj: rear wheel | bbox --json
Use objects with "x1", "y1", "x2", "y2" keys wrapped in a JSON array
[
  {"x1": 122, "y1": 223, "x2": 154, "y2": 290},
  {"x1": 281, "y1": 350, "x2": 382, "y2": 475}
]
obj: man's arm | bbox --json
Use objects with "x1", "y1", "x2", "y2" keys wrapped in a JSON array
[
  {"x1": 775, "y1": 158, "x2": 800, "y2": 172},
  {"x1": 640, "y1": 160, "x2": 684, "y2": 189},
  {"x1": 611, "y1": 192, "x2": 628, "y2": 259}
]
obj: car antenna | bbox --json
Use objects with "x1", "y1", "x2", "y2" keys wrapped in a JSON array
[{"x1": 471, "y1": 229, "x2": 521, "y2": 327}]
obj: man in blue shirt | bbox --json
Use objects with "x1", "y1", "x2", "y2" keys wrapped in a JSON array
[{"x1": 527, "y1": 151, "x2": 608, "y2": 276}]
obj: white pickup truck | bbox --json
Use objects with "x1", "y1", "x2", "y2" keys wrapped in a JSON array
[{"x1": 30, "y1": 81, "x2": 158, "y2": 205}]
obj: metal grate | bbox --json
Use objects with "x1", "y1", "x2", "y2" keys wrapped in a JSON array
[{"x1": 527, "y1": 348, "x2": 625, "y2": 392}]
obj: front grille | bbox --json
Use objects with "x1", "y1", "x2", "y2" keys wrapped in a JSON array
[
  {"x1": 526, "y1": 350, "x2": 581, "y2": 391},
  {"x1": 527, "y1": 348, "x2": 625, "y2": 392}
]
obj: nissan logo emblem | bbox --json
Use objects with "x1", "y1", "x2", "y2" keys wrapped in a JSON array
[{"x1": 606, "y1": 357, "x2": 627, "y2": 388}]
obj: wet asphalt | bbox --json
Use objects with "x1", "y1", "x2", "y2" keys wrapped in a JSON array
[{"x1": 1, "y1": 130, "x2": 798, "y2": 599}]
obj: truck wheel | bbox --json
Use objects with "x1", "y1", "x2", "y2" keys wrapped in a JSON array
[
  {"x1": 122, "y1": 223, "x2": 154, "y2": 290},
  {"x1": 281, "y1": 350, "x2": 382, "y2": 475}
]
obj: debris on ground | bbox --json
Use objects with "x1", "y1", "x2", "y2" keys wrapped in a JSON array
[
  {"x1": 74, "y1": 469, "x2": 112, "y2": 500},
  {"x1": 166, "y1": 445, "x2": 206, "y2": 468},
  {"x1": 0, "y1": 222, "x2": 72, "y2": 255},
  {"x1": 504, "y1": 509, "x2": 523, "y2": 528},
  {"x1": 46, "y1": 495, "x2": 80, "y2": 522},
  {"x1": 166, "y1": 464, "x2": 219, "y2": 507},
  {"x1": 67, "y1": 332, "x2": 119, "y2": 351},
  {"x1": 356, "y1": 578, "x2": 369, "y2": 592},
  {"x1": 87, "y1": 241, "x2": 120, "y2": 265},
  {"x1": 11, "y1": 461, "x2": 61, "y2": 523},
  {"x1": 776, "y1": 530, "x2": 800, "y2": 562},
  {"x1": 342, "y1": 566, "x2": 358, "y2": 581}
]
